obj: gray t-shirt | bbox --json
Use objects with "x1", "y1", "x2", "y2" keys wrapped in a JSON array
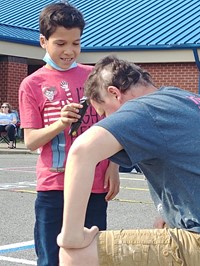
[{"x1": 96, "y1": 87, "x2": 200, "y2": 232}]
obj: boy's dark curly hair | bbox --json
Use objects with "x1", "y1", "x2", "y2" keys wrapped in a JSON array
[{"x1": 39, "y1": 2, "x2": 85, "y2": 39}]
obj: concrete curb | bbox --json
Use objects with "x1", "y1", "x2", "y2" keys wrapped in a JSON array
[
  {"x1": 0, "y1": 149, "x2": 37, "y2": 155},
  {"x1": 0, "y1": 143, "x2": 37, "y2": 155}
]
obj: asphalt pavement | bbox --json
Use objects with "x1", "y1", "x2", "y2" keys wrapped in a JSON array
[{"x1": 0, "y1": 143, "x2": 158, "y2": 266}]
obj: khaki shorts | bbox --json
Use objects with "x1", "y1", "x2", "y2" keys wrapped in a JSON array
[{"x1": 97, "y1": 228, "x2": 200, "y2": 266}]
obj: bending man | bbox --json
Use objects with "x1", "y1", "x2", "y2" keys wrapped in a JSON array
[{"x1": 57, "y1": 55, "x2": 200, "y2": 266}]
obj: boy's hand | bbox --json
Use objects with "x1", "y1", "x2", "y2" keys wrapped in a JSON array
[
  {"x1": 60, "y1": 103, "x2": 83, "y2": 126},
  {"x1": 104, "y1": 162, "x2": 120, "y2": 201}
]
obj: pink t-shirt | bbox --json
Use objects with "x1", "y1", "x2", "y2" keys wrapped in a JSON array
[{"x1": 19, "y1": 64, "x2": 109, "y2": 192}]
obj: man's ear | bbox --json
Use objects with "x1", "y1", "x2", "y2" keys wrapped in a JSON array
[
  {"x1": 107, "y1": 86, "x2": 121, "y2": 100},
  {"x1": 40, "y1": 34, "x2": 47, "y2": 49}
]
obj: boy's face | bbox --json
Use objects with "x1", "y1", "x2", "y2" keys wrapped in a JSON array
[{"x1": 40, "y1": 26, "x2": 81, "y2": 70}]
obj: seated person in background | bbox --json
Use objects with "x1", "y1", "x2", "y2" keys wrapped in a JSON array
[{"x1": 0, "y1": 102, "x2": 17, "y2": 148}]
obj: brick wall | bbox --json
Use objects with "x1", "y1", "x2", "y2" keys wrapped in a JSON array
[
  {"x1": 140, "y1": 62, "x2": 199, "y2": 94},
  {"x1": 0, "y1": 57, "x2": 199, "y2": 113},
  {"x1": 0, "y1": 56, "x2": 28, "y2": 111}
]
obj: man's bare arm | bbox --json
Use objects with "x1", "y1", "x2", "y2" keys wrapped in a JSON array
[{"x1": 57, "y1": 125, "x2": 122, "y2": 249}]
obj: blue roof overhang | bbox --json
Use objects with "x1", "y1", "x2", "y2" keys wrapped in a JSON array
[
  {"x1": 0, "y1": 36, "x2": 40, "y2": 46},
  {"x1": 81, "y1": 44, "x2": 200, "y2": 52},
  {"x1": 1, "y1": 36, "x2": 200, "y2": 51}
]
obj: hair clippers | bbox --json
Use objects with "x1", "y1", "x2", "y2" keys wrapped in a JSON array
[{"x1": 68, "y1": 96, "x2": 89, "y2": 136}]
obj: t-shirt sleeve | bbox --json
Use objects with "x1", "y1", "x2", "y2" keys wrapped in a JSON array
[
  {"x1": 95, "y1": 100, "x2": 163, "y2": 167},
  {"x1": 19, "y1": 79, "x2": 43, "y2": 129}
]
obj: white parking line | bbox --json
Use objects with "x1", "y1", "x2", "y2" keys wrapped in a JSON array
[
  {"x1": 0, "y1": 240, "x2": 36, "y2": 265},
  {"x1": 0, "y1": 181, "x2": 36, "y2": 190},
  {"x1": 0, "y1": 166, "x2": 35, "y2": 169},
  {"x1": 0, "y1": 169, "x2": 35, "y2": 173},
  {"x1": 120, "y1": 176, "x2": 145, "y2": 181},
  {"x1": 0, "y1": 256, "x2": 36, "y2": 265},
  {"x1": 0, "y1": 166, "x2": 36, "y2": 173},
  {"x1": 0, "y1": 240, "x2": 34, "y2": 252}
]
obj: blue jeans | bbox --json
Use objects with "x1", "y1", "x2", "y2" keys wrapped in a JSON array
[
  {"x1": 0, "y1": 124, "x2": 16, "y2": 141},
  {"x1": 34, "y1": 191, "x2": 107, "y2": 266}
]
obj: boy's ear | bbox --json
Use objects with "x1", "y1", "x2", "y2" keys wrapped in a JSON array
[{"x1": 40, "y1": 34, "x2": 47, "y2": 49}]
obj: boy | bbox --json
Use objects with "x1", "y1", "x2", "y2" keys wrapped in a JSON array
[
  {"x1": 19, "y1": 4, "x2": 119, "y2": 266},
  {"x1": 57, "y1": 56, "x2": 200, "y2": 265}
]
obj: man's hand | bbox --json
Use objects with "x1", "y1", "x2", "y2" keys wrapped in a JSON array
[
  {"x1": 57, "y1": 226, "x2": 99, "y2": 249},
  {"x1": 153, "y1": 216, "x2": 166, "y2": 229},
  {"x1": 59, "y1": 235, "x2": 99, "y2": 266}
]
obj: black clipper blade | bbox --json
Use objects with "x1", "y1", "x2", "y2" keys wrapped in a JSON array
[{"x1": 68, "y1": 96, "x2": 89, "y2": 136}]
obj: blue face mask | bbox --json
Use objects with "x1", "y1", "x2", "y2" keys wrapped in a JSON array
[{"x1": 43, "y1": 52, "x2": 77, "y2": 71}]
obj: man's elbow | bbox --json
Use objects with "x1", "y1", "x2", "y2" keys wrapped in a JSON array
[{"x1": 69, "y1": 140, "x2": 87, "y2": 157}]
